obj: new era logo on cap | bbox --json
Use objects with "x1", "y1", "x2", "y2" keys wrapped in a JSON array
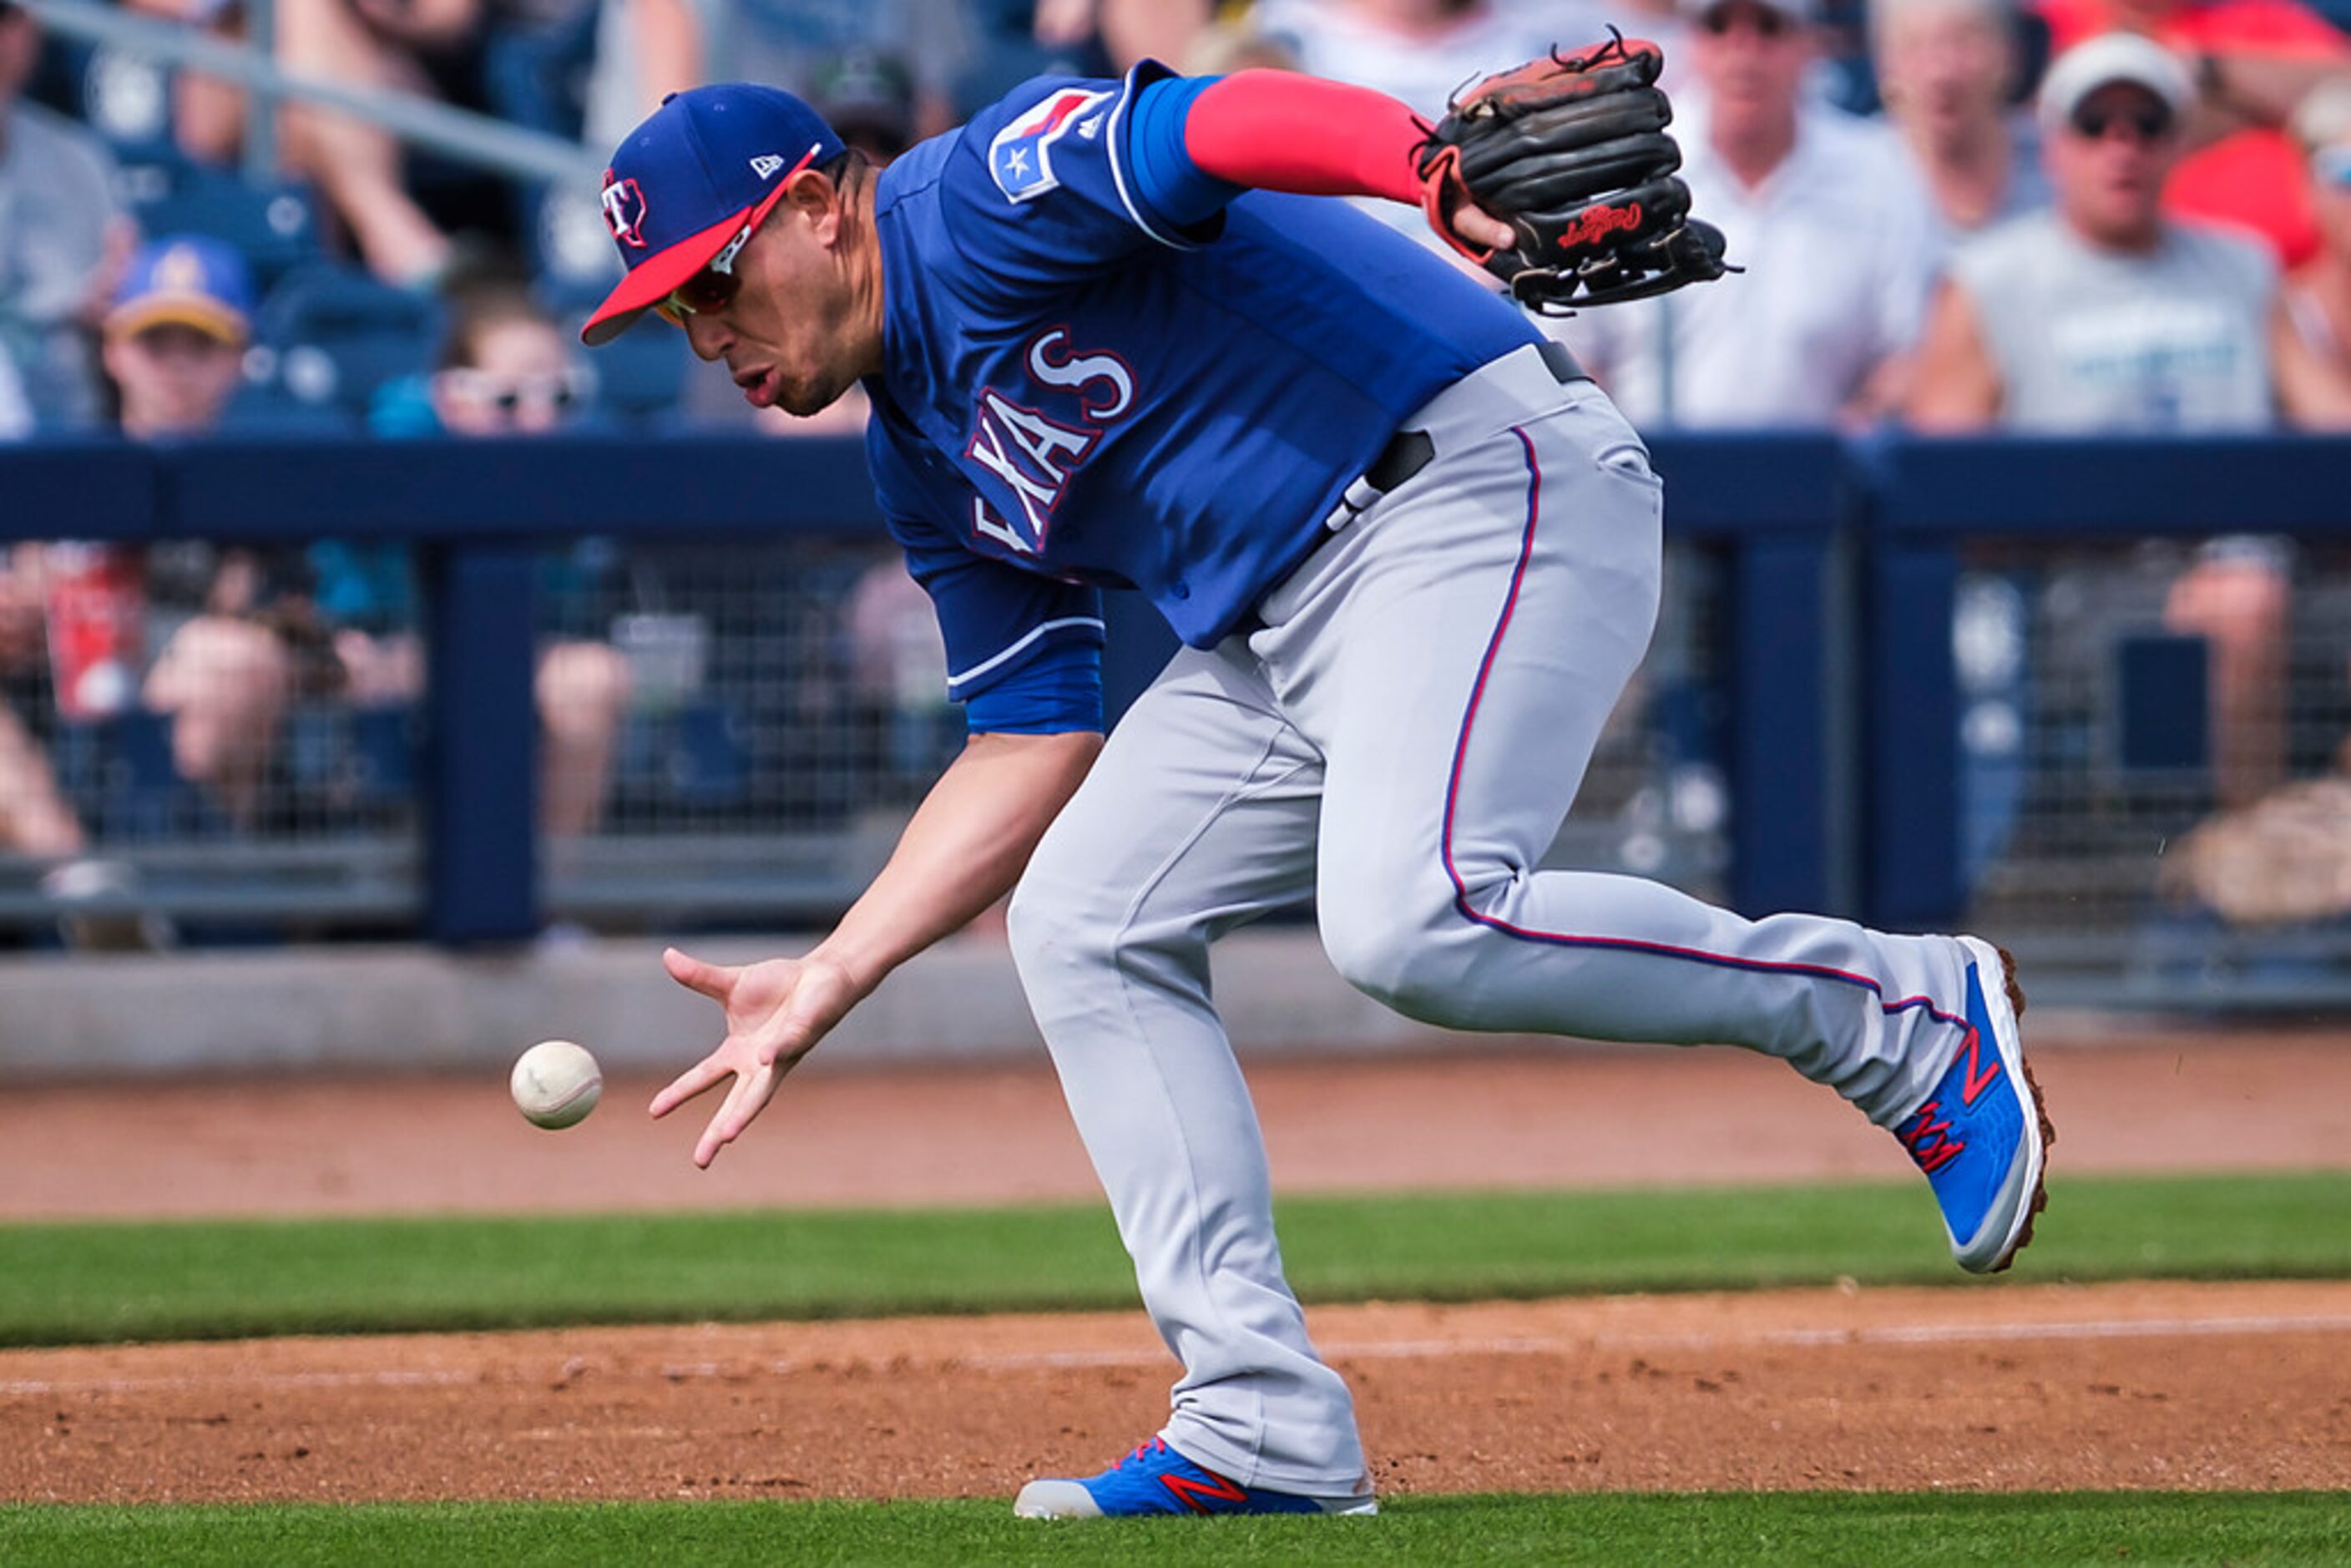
[{"x1": 580, "y1": 83, "x2": 848, "y2": 346}]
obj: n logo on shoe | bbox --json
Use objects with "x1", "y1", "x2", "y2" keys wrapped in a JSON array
[
  {"x1": 1958, "y1": 1027, "x2": 2004, "y2": 1107},
  {"x1": 1163, "y1": 1469, "x2": 1247, "y2": 1514}
]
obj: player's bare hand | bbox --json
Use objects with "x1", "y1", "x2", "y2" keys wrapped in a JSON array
[
  {"x1": 651, "y1": 945, "x2": 862, "y2": 1168},
  {"x1": 1448, "y1": 198, "x2": 1515, "y2": 255}
]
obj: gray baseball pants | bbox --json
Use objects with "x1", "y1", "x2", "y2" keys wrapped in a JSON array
[{"x1": 1006, "y1": 344, "x2": 1979, "y2": 1498}]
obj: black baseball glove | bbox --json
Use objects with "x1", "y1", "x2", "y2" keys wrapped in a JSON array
[{"x1": 1416, "y1": 32, "x2": 1734, "y2": 313}]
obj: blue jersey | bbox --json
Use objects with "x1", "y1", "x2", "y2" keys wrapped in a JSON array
[{"x1": 865, "y1": 63, "x2": 1541, "y2": 730}]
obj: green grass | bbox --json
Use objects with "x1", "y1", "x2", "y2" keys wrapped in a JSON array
[
  {"x1": 3, "y1": 1493, "x2": 2348, "y2": 1565},
  {"x1": 1, "y1": 1171, "x2": 2346, "y2": 1348}
]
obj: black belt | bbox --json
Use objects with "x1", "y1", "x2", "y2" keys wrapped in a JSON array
[
  {"x1": 1236, "y1": 341, "x2": 1590, "y2": 637},
  {"x1": 1363, "y1": 427, "x2": 1436, "y2": 493},
  {"x1": 1344, "y1": 341, "x2": 1590, "y2": 511}
]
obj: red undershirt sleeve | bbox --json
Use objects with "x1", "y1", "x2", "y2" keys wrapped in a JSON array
[{"x1": 1181, "y1": 70, "x2": 1431, "y2": 208}]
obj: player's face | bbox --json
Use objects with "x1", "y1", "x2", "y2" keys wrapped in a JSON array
[
  {"x1": 1691, "y1": 2, "x2": 1813, "y2": 132},
  {"x1": 675, "y1": 175, "x2": 877, "y2": 419},
  {"x1": 2049, "y1": 82, "x2": 2177, "y2": 249}
]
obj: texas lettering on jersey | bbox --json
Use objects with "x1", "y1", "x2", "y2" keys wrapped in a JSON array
[{"x1": 964, "y1": 328, "x2": 1136, "y2": 555}]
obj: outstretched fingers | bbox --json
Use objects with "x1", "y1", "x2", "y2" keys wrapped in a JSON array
[
  {"x1": 650, "y1": 1050, "x2": 731, "y2": 1119},
  {"x1": 694, "y1": 1059, "x2": 779, "y2": 1169},
  {"x1": 664, "y1": 945, "x2": 736, "y2": 1002}
]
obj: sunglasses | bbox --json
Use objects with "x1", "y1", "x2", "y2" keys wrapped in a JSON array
[
  {"x1": 653, "y1": 143, "x2": 823, "y2": 327},
  {"x1": 1698, "y1": 5, "x2": 1798, "y2": 38},
  {"x1": 437, "y1": 367, "x2": 594, "y2": 420},
  {"x1": 2070, "y1": 104, "x2": 2174, "y2": 142},
  {"x1": 654, "y1": 211, "x2": 761, "y2": 326}
]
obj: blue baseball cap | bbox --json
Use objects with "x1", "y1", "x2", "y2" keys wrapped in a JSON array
[
  {"x1": 107, "y1": 235, "x2": 255, "y2": 345},
  {"x1": 583, "y1": 83, "x2": 846, "y2": 346}
]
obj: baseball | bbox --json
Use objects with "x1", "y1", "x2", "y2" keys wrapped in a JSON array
[{"x1": 510, "y1": 1039, "x2": 602, "y2": 1130}]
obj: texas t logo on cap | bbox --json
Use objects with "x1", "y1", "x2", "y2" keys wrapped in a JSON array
[
  {"x1": 581, "y1": 83, "x2": 847, "y2": 346},
  {"x1": 600, "y1": 174, "x2": 649, "y2": 248}
]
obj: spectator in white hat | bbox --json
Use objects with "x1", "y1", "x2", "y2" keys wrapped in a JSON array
[
  {"x1": 1913, "y1": 34, "x2": 2289, "y2": 819},
  {"x1": 1908, "y1": 31, "x2": 2276, "y2": 430},
  {"x1": 2030, "y1": 0, "x2": 2350, "y2": 267},
  {"x1": 1546, "y1": 0, "x2": 1942, "y2": 427}
]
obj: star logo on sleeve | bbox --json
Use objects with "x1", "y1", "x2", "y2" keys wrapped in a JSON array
[{"x1": 988, "y1": 87, "x2": 1112, "y2": 203}]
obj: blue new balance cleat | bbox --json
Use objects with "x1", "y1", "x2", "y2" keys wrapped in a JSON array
[
  {"x1": 1013, "y1": 1437, "x2": 1378, "y2": 1519},
  {"x1": 1895, "y1": 937, "x2": 2053, "y2": 1274}
]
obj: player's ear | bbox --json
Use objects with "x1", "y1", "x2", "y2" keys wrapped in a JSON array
[
  {"x1": 791, "y1": 164, "x2": 852, "y2": 220},
  {"x1": 783, "y1": 166, "x2": 845, "y2": 245}
]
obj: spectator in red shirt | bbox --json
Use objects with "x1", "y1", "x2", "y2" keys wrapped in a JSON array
[{"x1": 2032, "y1": 0, "x2": 2351, "y2": 263}]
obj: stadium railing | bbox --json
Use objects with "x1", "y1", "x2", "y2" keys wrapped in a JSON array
[
  {"x1": 0, "y1": 435, "x2": 1834, "y2": 948},
  {"x1": 6, "y1": 432, "x2": 2351, "y2": 1010}
]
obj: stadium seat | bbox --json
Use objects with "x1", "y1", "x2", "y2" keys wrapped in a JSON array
[
  {"x1": 482, "y1": 8, "x2": 608, "y2": 286},
  {"x1": 54, "y1": 711, "x2": 207, "y2": 842},
  {"x1": 482, "y1": 6, "x2": 599, "y2": 140},
  {"x1": 255, "y1": 265, "x2": 446, "y2": 419},
  {"x1": 281, "y1": 703, "x2": 417, "y2": 827},
  {"x1": 611, "y1": 699, "x2": 752, "y2": 815},
  {"x1": 2116, "y1": 633, "x2": 2212, "y2": 776},
  {"x1": 119, "y1": 155, "x2": 324, "y2": 292},
  {"x1": 350, "y1": 705, "x2": 421, "y2": 805},
  {"x1": 217, "y1": 387, "x2": 362, "y2": 437},
  {"x1": 667, "y1": 700, "x2": 751, "y2": 807},
  {"x1": 28, "y1": 32, "x2": 178, "y2": 157}
]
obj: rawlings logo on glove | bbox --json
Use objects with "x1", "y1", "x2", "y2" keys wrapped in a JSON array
[
  {"x1": 1557, "y1": 200, "x2": 1646, "y2": 251},
  {"x1": 1416, "y1": 32, "x2": 1736, "y2": 312}
]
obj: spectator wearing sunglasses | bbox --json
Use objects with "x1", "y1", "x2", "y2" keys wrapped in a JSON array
[
  {"x1": 1912, "y1": 35, "x2": 2288, "y2": 824},
  {"x1": 343, "y1": 288, "x2": 633, "y2": 837},
  {"x1": 1908, "y1": 33, "x2": 2276, "y2": 429},
  {"x1": 2273, "y1": 75, "x2": 2351, "y2": 424},
  {"x1": 1545, "y1": 0, "x2": 1940, "y2": 427},
  {"x1": 427, "y1": 290, "x2": 597, "y2": 437},
  {"x1": 2029, "y1": 0, "x2": 2351, "y2": 268}
]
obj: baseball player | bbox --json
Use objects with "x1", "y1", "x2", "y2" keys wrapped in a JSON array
[{"x1": 587, "y1": 45, "x2": 2051, "y2": 1519}]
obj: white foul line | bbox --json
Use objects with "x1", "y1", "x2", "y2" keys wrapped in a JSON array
[
  {"x1": 3, "y1": 1311, "x2": 2348, "y2": 1397},
  {"x1": 956, "y1": 1312, "x2": 2351, "y2": 1371}
]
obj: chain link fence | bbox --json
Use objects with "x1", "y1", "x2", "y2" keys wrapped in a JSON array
[
  {"x1": 1958, "y1": 534, "x2": 2351, "y2": 993},
  {"x1": 0, "y1": 534, "x2": 1733, "y2": 944}
]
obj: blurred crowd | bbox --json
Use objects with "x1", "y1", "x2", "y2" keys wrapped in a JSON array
[
  {"x1": 3, "y1": 0, "x2": 2349, "y2": 444},
  {"x1": 8, "y1": 0, "x2": 2351, "y2": 935}
]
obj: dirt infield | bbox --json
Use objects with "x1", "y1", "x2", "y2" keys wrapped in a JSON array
[
  {"x1": 5, "y1": 1033, "x2": 2347, "y2": 1219},
  {"x1": 7, "y1": 1282, "x2": 2349, "y2": 1504},
  {"x1": 5, "y1": 1031, "x2": 2348, "y2": 1505}
]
